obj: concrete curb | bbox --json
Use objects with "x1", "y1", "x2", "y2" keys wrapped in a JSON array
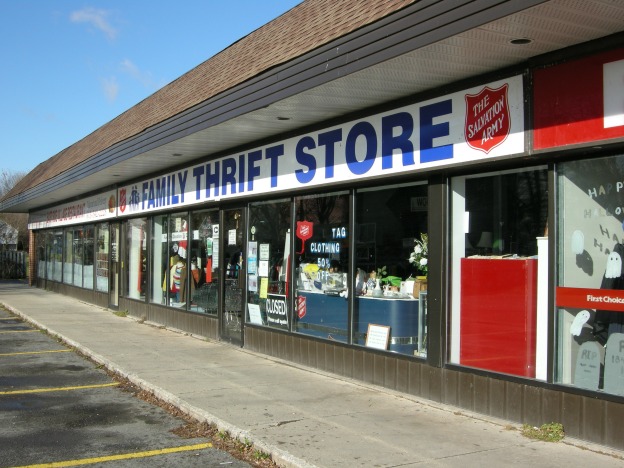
[{"x1": 3, "y1": 303, "x2": 315, "y2": 468}]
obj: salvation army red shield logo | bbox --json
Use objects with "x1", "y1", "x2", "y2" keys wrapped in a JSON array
[
  {"x1": 296, "y1": 221, "x2": 313, "y2": 255},
  {"x1": 119, "y1": 188, "x2": 127, "y2": 213},
  {"x1": 108, "y1": 195, "x2": 116, "y2": 213},
  {"x1": 464, "y1": 84, "x2": 510, "y2": 154},
  {"x1": 297, "y1": 295, "x2": 307, "y2": 319}
]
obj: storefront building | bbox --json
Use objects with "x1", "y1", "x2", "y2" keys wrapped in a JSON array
[{"x1": 3, "y1": 0, "x2": 624, "y2": 450}]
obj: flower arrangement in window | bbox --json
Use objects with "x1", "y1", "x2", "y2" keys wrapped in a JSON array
[{"x1": 409, "y1": 233, "x2": 428, "y2": 277}]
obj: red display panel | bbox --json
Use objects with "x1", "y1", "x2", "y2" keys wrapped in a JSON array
[
  {"x1": 533, "y1": 48, "x2": 624, "y2": 149},
  {"x1": 460, "y1": 258, "x2": 537, "y2": 377}
]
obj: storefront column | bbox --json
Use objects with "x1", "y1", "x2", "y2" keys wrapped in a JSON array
[
  {"x1": 28, "y1": 230, "x2": 36, "y2": 286},
  {"x1": 426, "y1": 175, "x2": 447, "y2": 368}
]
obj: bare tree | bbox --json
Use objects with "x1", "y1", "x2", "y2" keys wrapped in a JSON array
[{"x1": 0, "y1": 170, "x2": 28, "y2": 251}]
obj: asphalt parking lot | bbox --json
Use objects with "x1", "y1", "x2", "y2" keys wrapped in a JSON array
[{"x1": 0, "y1": 307, "x2": 250, "y2": 468}]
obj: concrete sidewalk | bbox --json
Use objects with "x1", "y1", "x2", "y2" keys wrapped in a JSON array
[{"x1": 1, "y1": 281, "x2": 623, "y2": 468}]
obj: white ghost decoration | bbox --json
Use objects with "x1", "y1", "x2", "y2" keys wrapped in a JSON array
[
  {"x1": 605, "y1": 251, "x2": 622, "y2": 279},
  {"x1": 571, "y1": 230, "x2": 584, "y2": 255},
  {"x1": 570, "y1": 310, "x2": 591, "y2": 336}
]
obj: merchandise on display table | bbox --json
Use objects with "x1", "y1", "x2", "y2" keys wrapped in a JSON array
[{"x1": 296, "y1": 290, "x2": 425, "y2": 355}]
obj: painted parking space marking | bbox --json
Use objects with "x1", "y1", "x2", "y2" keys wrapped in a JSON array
[
  {"x1": 0, "y1": 382, "x2": 119, "y2": 395},
  {"x1": 14, "y1": 442, "x2": 213, "y2": 467},
  {"x1": 0, "y1": 349, "x2": 72, "y2": 357},
  {"x1": 0, "y1": 329, "x2": 39, "y2": 334}
]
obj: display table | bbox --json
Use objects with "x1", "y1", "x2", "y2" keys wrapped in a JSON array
[{"x1": 296, "y1": 291, "x2": 421, "y2": 354}]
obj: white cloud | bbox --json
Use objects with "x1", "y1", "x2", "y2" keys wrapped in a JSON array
[
  {"x1": 19, "y1": 106, "x2": 57, "y2": 123},
  {"x1": 120, "y1": 59, "x2": 141, "y2": 80},
  {"x1": 70, "y1": 8, "x2": 117, "y2": 40},
  {"x1": 120, "y1": 59, "x2": 164, "y2": 90},
  {"x1": 101, "y1": 77, "x2": 119, "y2": 102}
]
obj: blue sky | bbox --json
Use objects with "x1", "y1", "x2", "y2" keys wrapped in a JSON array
[{"x1": 0, "y1": 1, "x2": 301, "y2": 175}]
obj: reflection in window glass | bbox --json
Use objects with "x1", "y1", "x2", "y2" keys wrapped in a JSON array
[
  {"x1": 450, "y1": 168, "x2": 548, "y2": 378},
  {"x1": 96, "y1": 223, "x2": 109, "y2": 292},
  {"x1": 49, "y1": 230, "x2": 63, "y2": 282},
  {"x1": 125, "y1": 218, "x2": 147, "y2": 300},
  {"x1": 294, "y1": 192, "x2": 349, "y2": 341},
  {"x1": 189, "y1": 210, "x2": 218, "y2": 314},
  {"x1": 45, "y1": 232, "x2": 53, "y2": 280},
  {"x1": 36, "y1": 231, "x2": 46, "y2": 280},
  {"x1": 354, "y1": 183, "x2": 428, "y2": 356},
  {"x1": 246, "y1": 200, "x2": 291, "y2": 328},
  {"x1": 151, "y1": 215, "x2": 168, "y2": 305},
  {"x1": 557, "y1": 155, "x2": 624, "y2": 396},
  {"x1": 72, "y1": 227, "x2": 83, "y2": 287},
  {"x1": 83, "y1": 225, "x2": 95, "y2": 290},
  {"x1": 63, "y1": 229, "x2": 73, "y2": 284}
]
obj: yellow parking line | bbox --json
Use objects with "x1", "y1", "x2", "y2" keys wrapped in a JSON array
[
  {"x1": 0, "y1": 382, "x2": 119, "y2": 395},
  {"x1": 0, "y1": 329, "x2": 39, "y2": 334},
  {"x1": 15, "y1": 442, "x2": 213, "y2": 467},
  {"x1": 0, "y1": 349, "x2": 71, "y2": 357}
]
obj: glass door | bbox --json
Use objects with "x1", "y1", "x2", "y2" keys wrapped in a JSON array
[
  {"x1": 220, "y1": 208, "x2": 245, "y2": 345},
  {"x1": 109, "y1": 223, "x2": 120, "y2": 309}
]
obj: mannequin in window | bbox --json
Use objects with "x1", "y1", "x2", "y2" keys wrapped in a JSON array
[
  {"x1": 170, "y1": 258, "x2": 185, "y2": 303},
  {"x1": 163, "y1": 242, "x2": 180, "y2": 300}
]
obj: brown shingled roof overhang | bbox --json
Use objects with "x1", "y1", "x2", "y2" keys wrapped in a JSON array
[{"x1": 5, "y1": 0, "x2": 416, "y2": 201}]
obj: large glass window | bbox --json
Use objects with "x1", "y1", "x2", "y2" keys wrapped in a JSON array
[
  {"x1": 72, "y1": 227, "x2": 84, "y2": 287},
  {"x1": 45, "y1": 232, "x2": 53, "y2": 280},
  {"x1": 150, "y1": 213, "x2": 189, "y2": 308},
  {"x1": 151, "y1": 214, "x2": 168, "y2": 305},
  {"x1": 189, "y1": 210, "x2": 218, "y2": 314},
  {"x1": 48, "y1": 230, "x2": 63, "y2": 282},
  {"x1": 96, "y1": 223, "x2": 109, "y2": 292},
  {"x1": 63, "y1": 229, "x2": 73, "y2": 284},
  {"x1": 353, "y1": 183, "x2": 428, "y2": 356},
  {"x1": 294, "y1": 192, "x2": 349, "y2": 341},
  {"x1": 246, "y1": 199, "x2": 292, "y2": 329},
  {"x1": 450, "y1": 168, "x2": 548, "y2": 378},
  {"x1": 83, "y1": 225, "x2": 95, "y2": 290},
  {"x1": 169, "y1": 213, "x2": 190, "y2": 308},
  {"x1": 125, "y1": 218, "x2": 147, "y2": 301},
  {"x1": 35, "y1": 224, "x2": 105, "y2": 290},
  {"x1": 36, "y1": 231, "x2": 46, "y2": 280},
  {"x1": 557, "y1": 155, "x2": 624, "y2": 396}
]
